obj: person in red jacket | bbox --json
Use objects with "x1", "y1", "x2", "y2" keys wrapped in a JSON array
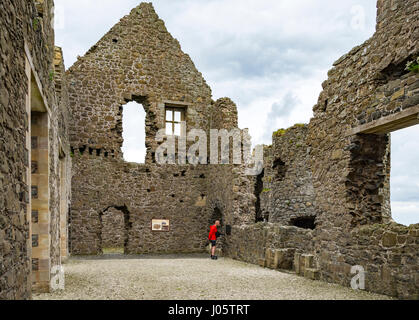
[{"x1": 208, "y1": 220, "x2": 221, "y2": 260}]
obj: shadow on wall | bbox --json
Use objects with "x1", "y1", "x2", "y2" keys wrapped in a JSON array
[{"x1": 290, "y1": 216, "x2": 316, "y2": 230}]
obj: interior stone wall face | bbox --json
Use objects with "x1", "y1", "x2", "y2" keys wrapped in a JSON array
[
  {"x1": 66, "y1": 3, "x2": 247, "y2": 256},
  {"x1": 259, "y1": 125, "x2": 317, "y2": 225},
  {"x1": 0, "y1": 0, "x2": 34, "y2": 300},
  {"x1": 70, "y1": 155, "x2": 215, "y2": 254},
  {"x1": 305, "y1": 0, "x2": 417, "y2": 299},
  {"x1": 0, "y1": 0, "x2": 71, "y2": 298}
]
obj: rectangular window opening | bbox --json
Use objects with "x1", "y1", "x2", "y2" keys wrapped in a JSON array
[{"x1": 165, "y1": 106, "x2": 186, "y2": 136}]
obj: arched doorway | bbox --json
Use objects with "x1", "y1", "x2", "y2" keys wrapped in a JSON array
[{"x1": 99, "y1": 205, "x2": 131, "y2": 254}]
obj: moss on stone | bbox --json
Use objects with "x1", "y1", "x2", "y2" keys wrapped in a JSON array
[
  {"x1": 273, "y1": 123, "x2": 307, "y2": 137},
  {"x1": 273, "y1": 129, "x2": 287, "y2": 137}
]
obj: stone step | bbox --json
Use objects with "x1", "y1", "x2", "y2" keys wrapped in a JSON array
[
  {"x1": 304, "y1": 268, "x2": 320, "y2": 280},
  {"x1": 264, "y1": 248, "x2": 295, "y2": 270},
  {"x1": 258, "y1": 258, "x2": 267, "y2": 268},
  {"x1": 301, "y1": 254, "x2": 314, "y2": 268},
  {"x1": 294, "y1": 253, "x2": 316, "y2": 275}
]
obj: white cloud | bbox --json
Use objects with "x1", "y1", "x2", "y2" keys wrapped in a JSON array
[{"x1": 391, "y1": 202, "x2": 419, "y2": 226}]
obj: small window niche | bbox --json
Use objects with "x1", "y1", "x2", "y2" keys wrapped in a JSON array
[
  {"x1": 225, "y1": 225, "x2": 232, "y2": 236},
  {"x1": 272, "y1": 158, "x2": 287, "y2": 180},
  {"x1": 290, "y1": 216, "x2": 316, "y2": 230}
]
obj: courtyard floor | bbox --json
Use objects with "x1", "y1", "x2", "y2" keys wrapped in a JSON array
[{"x1": 33, "y1": 254, "x2": 392, "y2": 300}]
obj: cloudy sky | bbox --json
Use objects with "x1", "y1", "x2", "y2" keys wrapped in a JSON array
[{"x1": 54, "y1": 0, "x2": 418, "y2": 226}]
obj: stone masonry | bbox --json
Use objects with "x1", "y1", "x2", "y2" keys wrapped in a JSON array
[
  {"x1": 225, "y1": 0, "x2": 419, "y2": 300},
  {"x1": 1, "y1": 0, "x2": 71, "y2": 298},
  {"x1": 259, "y1": 124, "x2": 317, "y2": 226},
  {"x1": 0, "y1": 0, "x2": 418, "y2": 300}
]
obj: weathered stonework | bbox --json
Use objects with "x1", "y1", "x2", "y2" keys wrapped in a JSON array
[
  {"x1": 66, "y1": 3, "x2": 252, "y2": 256},
  {"x1": 70, "y1": 158, "x2": 214, "y2": 254},
  {"x1": 259, "y1": 125, "x2": 317, "y2": 226},
  {"x1": 227, "y1": 0, "x2": 418, "y2": 300},
  {"x1": 66, "y1": 3, "x2": 213, "y2": 162},
  {"x1": 1, "y1": 0, "x2": 71, "y2": 298},
  {"x1": 224, "y1": 223, "x2": 313, "y2": 268},
  {"x1": 1, "y1": 0, "x2": 418, "y2": 300}
]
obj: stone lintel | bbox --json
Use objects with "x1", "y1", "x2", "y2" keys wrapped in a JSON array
[
  {"x1": 163, "y1": 100, "x2": 193, "y2": 106},
  {"x1": 347, "y1": 105, "x2": 419, "y2": 135}
]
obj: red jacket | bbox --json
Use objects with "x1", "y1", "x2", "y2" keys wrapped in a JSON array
[{"x1": 208, "y1": 225, "x2": 217, "y2": 241}]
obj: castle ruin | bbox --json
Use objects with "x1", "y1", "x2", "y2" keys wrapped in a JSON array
[{"x1": 0, "y1": 0, "x2": 418, "y2": 299}]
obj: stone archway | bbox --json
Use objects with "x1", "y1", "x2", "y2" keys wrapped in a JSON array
[{"x1": 98, "y1": 205, "x2": 131, "y2": 254}]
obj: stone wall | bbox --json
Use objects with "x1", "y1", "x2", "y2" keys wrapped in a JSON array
[
  {"x1": 223, "y1": 0, "x2": 419, "y2": 299},
  {"x1": 70, "y1": 153, "x2": 214, "y2": 254},
  {"x1": 66, "y1": 3, "x2": 254, "y2": 256},
  {"x1": 259, "y1": 125, "x2": 317, "y2": 226},
  {"x1": 0, "y1": 0, "x2": 71, "y2": 298},
  {"x1": 316, "y1": 222, "x2": 419, "y2": 299},
  {"x1": 305, "y1": 0, "x2": 418, "y2": 299},
  {"x1": 69, "y1": 151, "x2": 257, "y2": 255},
  {"x1": 224, "y1": 223, "x2": 314, "y2": 268}
]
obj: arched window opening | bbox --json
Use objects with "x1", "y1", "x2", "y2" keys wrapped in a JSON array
[
  {"x1": 122, "y1": 101, "x2": 146, "y2": 163},
  {"x1": 273, "y1": 158, "x2": 287, "y2": 180}
]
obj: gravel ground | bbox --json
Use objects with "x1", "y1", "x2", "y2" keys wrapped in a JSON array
[{"x1": 33, "y1": 254, "x2": 392, "y2": 300}]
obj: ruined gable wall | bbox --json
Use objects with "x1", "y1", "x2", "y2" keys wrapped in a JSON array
[
  {"x1": 66, "y1": 3, "x2": 213, "y2": 161},
  {"x1": 66, "y1": 3, "x2": 257, "y2": 256},
  {"x1": 0, "y1": 0, "x2": 71, "y2": 298},
  {"x1": 66, "y1": 3, "x2": 230, "y2": 255}
]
